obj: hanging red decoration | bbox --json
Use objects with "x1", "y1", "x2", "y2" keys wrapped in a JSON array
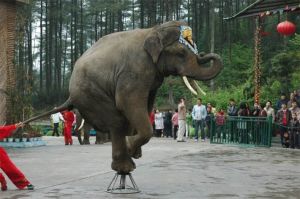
[{"x1": 277, "y1": 21, "x2": 296, "y2": 36}]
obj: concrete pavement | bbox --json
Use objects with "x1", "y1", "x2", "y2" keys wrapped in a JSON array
[{"x1": 1, "y1": 136, "x2": 300, "y2": 199}]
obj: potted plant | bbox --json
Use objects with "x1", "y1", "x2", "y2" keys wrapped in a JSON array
[
  {"x1": 22, "y1": 125, "x2": 43, "y2": 142},
  {"x1": 13, "y1": 128, "x2": 23, "y2": 142}
]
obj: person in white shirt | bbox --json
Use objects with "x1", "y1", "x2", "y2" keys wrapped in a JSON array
[
  {"x1": 154, "y1": 109, "x2": 164, "y2": 137},
  {"x1": 264, "y1": 100, "x2": 275, "y2": 122},
  {"x1": 50, "y1": 108, "x2": 65, "y2": 136},
  {"x1": 192, "y1": 98, "x2": 207, "y2": 141}
]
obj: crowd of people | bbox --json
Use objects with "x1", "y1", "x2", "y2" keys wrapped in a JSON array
[
  {"x1": 149, "y1": 90, "x2": 300, "y2": 149},
  {"x1": 150, "y1": 97, "x2": 215, "y2": 142}
]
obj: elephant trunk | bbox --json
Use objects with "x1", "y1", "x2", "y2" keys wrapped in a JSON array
[{"x1": 195, "y1": 53, "x2": 223, "y2": 81}]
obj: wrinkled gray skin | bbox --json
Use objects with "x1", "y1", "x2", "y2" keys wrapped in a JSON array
[
  {"x1": 69, "y1": 21, "x2": 222, "y2": 173},
  {"x1": 74, "y1": 109, "x2": 110, "y2": 145},
  {"x1": 25, "y1": 21, "x2": 222, "y2": 174}
]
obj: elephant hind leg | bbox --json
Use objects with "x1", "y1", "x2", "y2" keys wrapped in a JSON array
[{"x1": 82, "y1": 126, "x2": 91, "y2": 145}]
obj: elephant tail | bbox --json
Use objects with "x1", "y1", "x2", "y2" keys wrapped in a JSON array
[{"x1": 23, "y1": 98, "x2": 73, "y2": 124}]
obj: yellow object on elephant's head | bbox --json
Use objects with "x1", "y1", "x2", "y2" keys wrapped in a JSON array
[
  {"x1": 182, "y1": 27, "x2": 193, "y2": 44},
  {"x1": 179, "y1": 26, "x2": 198, "y2": 55}
]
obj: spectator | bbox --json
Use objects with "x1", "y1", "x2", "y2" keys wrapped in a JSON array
[
  {"x1": 245, "y1": 102, "x2": 251, "y2": 116},
  {"x1": 228, "y1": 99, "x2": 238, "y2": 142},
  {"x1": 293, "y1": 90, "x2": 300, "y2": 104},
  {"x1": 163, "y1": 110, "x2": 173, "y2": 138},
  {"x1": 215, "y1": 108, "x2": 226, "y2": 140},
  {"x1": 172, "y1": 109, "x2": 179, "y2": 140},
  {"x1": 154, "y1": 109, "x2": 164, "y2": 137},
  {"x1": 251, "y1": 102, "x2": 262, "y2": 117},
  {"x1": 227, "y1": 99, "x2": 238, "y2": 116},
  {"x1": 207, "y1": 103, "x2": 216, "y2": 115},
  {"x1": 177, "y1": 98, "x2": 187, "y2": 142},
  {"x1": 206, "y1": 105, "x2": 214, "y2": 139},
  {"x1": 192, "y1": 98, "x2": 207, "y2": 142},
  {"x1": 149, "y1": 109, "x2": 155, "y2": 133},
  {"x1": 295, "y1": 111, "x2": 300, "y2": 148},
  {"x1": 238, "y1": 102, "x2": 249, "y2": 143},
  {"x1": 276, "y1": 103, "x2": 291, "y2": 148},
  {"x1": 259, "y1": 103, "x2": 267, "y2": 117},
  {"x1": 185, "y1": 109, "x2": 193, "y2": 138},
  {"x1": 289, "y1": 101, "x2": 300, "y2": 115},
  {"x1": 287, "y1": 92, "x2": 299, "y2": 108},
  {"x1": 289, "y1": 113, "x2": 299, "y2": 149},
  {"x1": 264, "y1": 100, "x2": 275, "y2": 122},
  {"x1": 276, "y1": 94, "x2": 289, "y2": 112},
  {"x1": 50, "y1": 108, "x2": 65, "y2": 137},
  {"x1": 238, "y1": 102, "x2": 249, "y2": 116}
]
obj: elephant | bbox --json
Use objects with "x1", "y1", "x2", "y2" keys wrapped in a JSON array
[
  {"x1": 24, "y1": 21, "x2": 223, "y2": 174},
  {"x1": 74, "y1": 109, "x2": 110, "y2": 145}
]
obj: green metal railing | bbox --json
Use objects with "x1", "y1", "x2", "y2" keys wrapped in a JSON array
[{"x1": 210, "y1": 116, "x2": 272, "y2": 147}]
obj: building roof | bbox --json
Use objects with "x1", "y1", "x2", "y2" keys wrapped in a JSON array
[
  {"x1": 224, "y1": 0, "x2": 300, "y2": 20},
  {"x1": 2, "y1": 0, "x2": 30, "y2": 4}
]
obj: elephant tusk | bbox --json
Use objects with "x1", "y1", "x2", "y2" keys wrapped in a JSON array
[
  {"x1": 78, "y1": 119, "x2": 85, "y2": 131},
  {"x1": 193, "y1": 80, "x2": 207, "y2": 96},
  {"x1": 182, "y1": 76, "x2": 198, "y2": 95}
]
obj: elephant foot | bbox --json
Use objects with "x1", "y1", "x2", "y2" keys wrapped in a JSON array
[
  {"x1": 111, "y1": 156, "x2": 136, "y2": 173},
  {"x1": 126, "y1": 137, "x2": 142, "y2": 159},
  {"x1": 95, "y1": 140, "x2": 105, "y2": 144},
  {"x1": 83, "y1": 139, "x2": 90, "y2": 145}
]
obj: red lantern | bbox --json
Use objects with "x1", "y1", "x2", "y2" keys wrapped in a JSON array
[{"x1": 277, "y1": 21, "x2": 296, "y2": 36}]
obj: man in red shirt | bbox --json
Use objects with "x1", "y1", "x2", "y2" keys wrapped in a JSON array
[
  {"x1": 62, "y1": 111, "x2": 75, "y2": 145},
  {"x1": 0, "y1": 123, "x2": 34, "y2": 191}
]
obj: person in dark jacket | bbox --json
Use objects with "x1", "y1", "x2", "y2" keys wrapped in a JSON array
[
  {"x1": 276, "y1": 94, "x2": 289, "y2": 112},
  {"x1": 227, "y1": 99, "x2": 238, "y2": 116},
  {"x1": 163, "y1": 110, "x2": 173, "y2": 138},
  {"x1": 289, "y1": 113, "x2": 299, "y2": 149},
  {"x1": 276, "y1": 103, "x2": 292, "y2": 148},
  {"x1": 251, "y1": 102, "x2": 262, "y2": 117}
]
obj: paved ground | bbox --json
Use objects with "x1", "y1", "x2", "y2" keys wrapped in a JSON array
[{"x1": 2, "y1": 136, "x2": 300, "y2": 199}]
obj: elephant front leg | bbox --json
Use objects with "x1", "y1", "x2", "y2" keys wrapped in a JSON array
[
  {"x1": 116, "y1": 84, "x2": 155, "y2": 160},
  {"x1": 111, "y1": 131, "x2": 136, "y2": 173},
  {"x1": 124, "y1": 109, "x2": 153, "y2": 159}
]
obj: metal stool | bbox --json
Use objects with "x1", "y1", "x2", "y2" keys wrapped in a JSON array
[{"x1": 106, "y1": 172, "x2": 140, "y2": 194}]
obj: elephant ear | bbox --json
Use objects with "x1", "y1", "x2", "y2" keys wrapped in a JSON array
[{"x1": 143, "y1": 31, "x2": 163, "y2": 64}]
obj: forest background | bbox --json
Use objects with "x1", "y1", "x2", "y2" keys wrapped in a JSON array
[{"x1": 11, "y1": 0, "x2": 300, "y2": 121}]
